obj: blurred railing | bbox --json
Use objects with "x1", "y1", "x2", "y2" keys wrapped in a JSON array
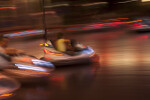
[{"x1": 0, "y1": 0, "x2": 150, "y2": 34}]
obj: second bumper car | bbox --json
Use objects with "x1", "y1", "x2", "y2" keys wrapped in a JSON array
[{"x1": 0, "y1": 48, "x2": 54, "y2": 82}]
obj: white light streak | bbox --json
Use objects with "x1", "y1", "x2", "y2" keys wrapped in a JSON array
[{"x1": 142, "y1": 0, "x2": 150, "y2": 2}]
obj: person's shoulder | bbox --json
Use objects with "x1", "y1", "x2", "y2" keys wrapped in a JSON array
[
  {"x1": 57, "y1": 38, "x2": 69, "y2": 42},
  {"x1": 59, "y1": 38, "x2": 66, "y2": 41}
]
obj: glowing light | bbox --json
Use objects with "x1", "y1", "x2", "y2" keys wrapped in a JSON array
[
  {"x1": 4, "y1": 29, "x2": 44, "y2": 37},
  {"x1": 44, "y1": 49, "x2": 63, "y2": 56},
  {"x1": 40, "y1": 43, "x2": 44, "y2": 46},
  {"x1": 45, "y1": 3, "x2": 69, "y2": 8},
  {"x1": 14, "y1": 57, "x2": 54, "y2": 68},
  {"x1": 141, "y1": 25, "x2": 148, "y2": 27},
  {"x1": 0, "y1": 7, "x2": 16, "y2": 10},
  {"x1": 32, "y1": 59, "x2": 54, "y2": 68},
  {"x1": 81, "y1": 2, "x2": 108, "y2": 6},
  {"x1": 44, "y1": 57, "x2": 53, "y2": 60},
  {"x1": 126, "y1": 20, "x2": 142, "y2": 23},
  {"x1": 142, "y1": 0, "x2": 150, "y2": 2},
  {"x1": 81, "y1": 47, "x2": 95, "y2": 55},
  {"x1": 90, "y1": 52, "x2": 96, "y2": 57},
  {"x1": 127, "y1": 23, "x2": 141, "y2": 27},
  {"x1": 15, "y1": 64, "x2": 47, "y2": 72},
  {"x1": 44, "y1": 43, "x2": 49, "y2": 47},
  {"x1": 116, "y1": 0, "x2": 137, "y2": 3},
  {"x1": 82, "y1": 22, "x2": 123, "y2": 29},
  {"x1": 0, "y1": 93, "x2": 13, "y2": 97},
  {"x1": 83, "y1": 24, "x2": 101, "y2": 29},
  {"x1": 136, "y1": 35, "x2": 149, "y2": 39},
  {"x1": 30, "y1": 11, "x2": 56, "y2": 16},
  {"x1": 24, "y1": 70, "x2": 50, "y2": 75}
]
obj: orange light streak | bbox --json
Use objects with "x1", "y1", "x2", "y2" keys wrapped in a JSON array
[
  {"x1": 24, "y1": 70, "x2": 50, "y2": 75},
  {"x1": 44, "y1": 49, "x2": 63, "y2": 56},
  {"x1": 0, "y1": 93, "x2": 13, "y2": 97},
  {"x1": 0, "y1": 7, "x2": 16, "y2": 10}
]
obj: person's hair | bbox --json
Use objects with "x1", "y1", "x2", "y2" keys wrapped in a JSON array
[{"x1": 57, "y1": 32, "x2": 64, "y2": 39}]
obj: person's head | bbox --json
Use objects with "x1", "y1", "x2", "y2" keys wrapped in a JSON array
[{"x1": 57, "y1": 32, "x2": 64, "y2": 39}]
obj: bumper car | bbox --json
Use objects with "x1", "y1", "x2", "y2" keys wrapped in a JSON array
[
  {"x1": 0, "y1": 74, "x2": 20, "y2": 99},
  {"x1": 4, "y1": 48, "x2": 54, "y2": 68},
  {"x1": 40, "y1": 40, "x2": 98, "y2": 66},
  {"x1": 130, "y1": 25, "x2": 150, "y2": 33},
  {"x1": 3, "y1": 63, "x2": 52, "y2": 82},
  {"x1": 128, "y1": 17, "x2": 150, "y2": 33},
  {"x1": 0, "y1": 48, "x2": 54, "y2": 82}
]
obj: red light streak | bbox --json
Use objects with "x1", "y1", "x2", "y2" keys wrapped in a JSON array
[
  {"x1": 0, "y1": 7, "x2": 16, "y2": 10},
  {"x1": 44, "y1": 49, "x2": 63, "y2": 56},
  {"x1": 44, "y1": 56, "x2": 53, "y2": 60},
  {"x1": 136, "y1": 35, "x2": 149, "y2": 39},
  {"x1": 50, "y1": 76, "x2": 64, "y2": 81}
]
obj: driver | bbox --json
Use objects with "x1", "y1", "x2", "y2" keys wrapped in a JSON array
[{"x1": 56, "y1": 32, "x2": 70, "y2": 52}]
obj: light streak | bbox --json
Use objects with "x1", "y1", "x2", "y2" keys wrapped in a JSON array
[
  {"x1": 0, "y1": 7, "x2": 16, "y2": 10},
  {"x1": 0, "y1": 93, "x2": 13, "y2": 98}
]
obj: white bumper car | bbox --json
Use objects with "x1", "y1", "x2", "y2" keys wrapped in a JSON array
[{"x1": 40, "y1": 40, "x2": 97, "y2": 66}]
